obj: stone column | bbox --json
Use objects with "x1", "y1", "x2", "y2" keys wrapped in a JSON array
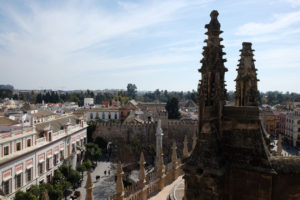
[
  {"x1": 157, "y1": 147, "x2": 165, "y2": 190},
  {"x1": 183, "y1": 135, "x2": 189, "y2": 158},
  {"x1": 116, "y1": 161, "x2": 124, "y2": 200},
  {"x1": 139, "y1": 152, "x2": 147, "y2": 200},
  {"x1": 172, "y1": 141, "x2": 179, "y2": 181},
  {"x1": 85, "y1": 171, "x2": 94, "y2": 200},
  {"x1": 155, "y1": 120, "x2": 164, "y2": 168}
]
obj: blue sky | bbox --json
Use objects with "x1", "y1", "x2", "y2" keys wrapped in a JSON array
[{"x1": 0, "y1": 0, "x2": 300, "y2": 92}]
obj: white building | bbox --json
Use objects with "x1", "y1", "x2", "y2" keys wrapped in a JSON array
[
  {"x1": 0, "y1": 115, "x2": 87, "y2": 199},
  {"x1": 87, "y1": 108, "x2": 119, "y2": 121},
  {"x1": 285, "y1": 109, "x2": 300, "y2": 148},
  {"x1": 84, "y1": 98, "x2": 94, "y2": 108}
]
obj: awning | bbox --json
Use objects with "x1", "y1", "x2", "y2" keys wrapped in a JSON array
[
  {"x1": 26, "y1": 159, "x2": 33, "y2": 169},
  {"x1": 2, "y1": 169, "x2": 12, "y2": 182},
  {"x1": 38, "y1": 154, "x2": 45, "y2": 163},
  {"x1": 26, "y1": 164, "x2": 33, "y2": 169},
  {"x1": 15, "y1": 164, "x2": 23, "y2": 175},
  {"x1": 3, "y1": 175, "x2": 11, "y2": 182},
  {"x1": 15, "y1": 169, "x2": 22, "y2": 175}
]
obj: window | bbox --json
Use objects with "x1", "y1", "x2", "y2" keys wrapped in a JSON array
[
  {"x1": 298, "y1": 120, "x2": 300, "y2": 125},
  {"x1": 4, "y1": 146, "x2": 9, "y2": 156},
  {"x1": 46, "y1": 158, "x2": 50, "y2": 170},
  {"x1": 60, "y1": 151, "x2": 64, "y2": 161},
  {"x1": 3, "y1": 180, "x2": 10, "y2": 195},
  {"x1": 16, "y1": 142, "x2": 21, "y2": 151},
  {"x1": 298, "y1": 128, "x2": 300, "y2": 133},
  {"x1": 53, "y1": 155, "x2": 58, "y2": 166},
  {"x1": 38, "y1": 163, "x2": 44, "y2": 175},
  {"x1": 27, "y1": 139, "x2": 31, "y2": 147},
  {"x1": 15, "y1": 174, "x2": 22, "y2": 189},
  {"x1": 26, "y1": 168, "x2": 32, "y2": 183},
  {"x1": 46, "y1": 175, "x2": 51, "y2": 183}
]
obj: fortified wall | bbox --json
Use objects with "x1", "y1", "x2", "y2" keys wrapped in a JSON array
[{"x1": 92, "y1": 117, "x2": 197, "y2": 163}]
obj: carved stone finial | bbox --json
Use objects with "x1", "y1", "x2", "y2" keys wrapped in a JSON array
[
  {"x1": 172, "y1": 140, "x2": 178, "y2": 168},
  {"x1": 156, "y1": 120, "x2": 163, "y2": 136},
  {"x1": 85, "y1": 170, "x2": 94, "y2": 200},
  {"x1": 139, "y1": 152, "x2": 146, "y2": 187},
  {"x1": 157, "y1": 147, "x2": 165, "y2": 177},
  {"x1": 183, "y1": 135, "x2": 189, "y2": 158},
  {"x1": 205, "y1": 10, "x2": 221, "y2": 32},
  {"x1": 235, "y1": 42, "x2": 259, "y2": 106},
  {"x1": 116, "y1": 161, "x2": 124, "y2": 200},
  {"x1": 157, "y1": 147, "x2": 165, "y2": 190},
  {"x1": 210, "y1": 10, "x2": 219, "y2": 18},
  {"x1": 155, "y1": 120, "x2": 164, "y2": 168}
]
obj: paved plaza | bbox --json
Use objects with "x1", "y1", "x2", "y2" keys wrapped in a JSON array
[{"x1": 77, "y1": 161, "x2": 116, "y2": 200}]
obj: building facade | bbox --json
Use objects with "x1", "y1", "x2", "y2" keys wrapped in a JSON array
[
  {"x1": 87, "y1": 109, "x2": 120, "y2": 121},
  {"x1": 0, "y1": 115, "x2": 87, "y2": 199},
  {"x1": 285, "y1": 109, "x2": 300, "y2": 147}
]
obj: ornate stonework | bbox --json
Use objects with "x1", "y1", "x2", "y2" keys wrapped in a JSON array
[
  {"x1": 235, "y1": 42, "x2": 259, "y2": 106},
  {"x1": 183, "y1": 10, "x2": 300, "y2": 200},
  {"x1": 85, "y1": 171, "x2": 94, "y2": 200}
]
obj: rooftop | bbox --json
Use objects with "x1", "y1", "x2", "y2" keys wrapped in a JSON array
[{"x1": 0, "y1": 116, "x2": 19, "y2": 126}]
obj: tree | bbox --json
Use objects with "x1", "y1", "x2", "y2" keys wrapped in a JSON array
[
  {"x1": 126, "y1": 83, "x2": 137, "y2": 99},
  {"x1": 166, "y1": 97, "x2": 181, "y2": 119},
  {"x1": 14, "y1": 190, "x2": 38, "y2": 200},
  {"x1": 0, "y1": 89, "x2": 13, "y2": 99},
  {"x1": 83, "y1": 159, "x2": 93, "y2": 170},
  {"x1": 85, "y1": 143, "x2": 102, "y2": 165},
  {"x1": 95, "y1": 137, "x2": 108, "y2": 152},
  {"x1": 59, "y1": 165, "x2": 81, "y2": 190},
  {"x1": 36, "y1": 93, "x2": 43, "y2": 103},
  {"x1": 76, "y1": 164, "x2": 86, "y2": 179},
  {"x1": 154, "y1": 89, "x2": 161, "y2": 101}
]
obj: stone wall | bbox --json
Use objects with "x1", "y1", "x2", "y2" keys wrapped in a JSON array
[{"x1": 92, "y1": 120, "x2": 197, "y2": 163}]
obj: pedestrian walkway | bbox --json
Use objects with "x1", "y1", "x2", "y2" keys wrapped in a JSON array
[{"x1": 77, "y1": 161, "x2": 116, "y2": 200}]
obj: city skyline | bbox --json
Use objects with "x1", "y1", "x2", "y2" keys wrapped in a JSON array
[{"x1": 0, "y1": 0, "x2": 300, "y2": 92}]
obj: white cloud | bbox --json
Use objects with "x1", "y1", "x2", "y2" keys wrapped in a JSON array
[
  {"x1": 0, "y1": 0, "x2": 209, "y2": 89},
  {"x1": 285, "y1": 0, "x2": 300, "y2": 7},
  {"x1": 236, "y1": 11, "x2": 300, "y2": 36},
  {"x1": 255, "y1": 46, "x2": 300, "y2": 69}
]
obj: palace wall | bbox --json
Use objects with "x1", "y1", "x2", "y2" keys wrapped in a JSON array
[{"x1": 92, "y1": 120, "x2": 197, "y2": 163}]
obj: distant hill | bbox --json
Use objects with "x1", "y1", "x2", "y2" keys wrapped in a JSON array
[{"x1": 0, "y1": 84, "x2": 14, "y2": 91}]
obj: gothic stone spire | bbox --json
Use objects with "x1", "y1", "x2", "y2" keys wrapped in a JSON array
[
  {"x1": 85, "y1": 170, "x2": 94, "y2": 200},
  {"x1": 198, "y1": 10, "x2": 227, "y2": 135},
  {"x1": 235, "y1": 42, "x2": 259, "y2": 106},
  {"x1": 116, "y1": 161, "x2": 124, "y2": 200},
  {"x1": 155, "y1": 120, "x2": 163, "y2": 168},
  {"x1": 138, "y1": 152, "x2": 146, "y2": 187}
]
